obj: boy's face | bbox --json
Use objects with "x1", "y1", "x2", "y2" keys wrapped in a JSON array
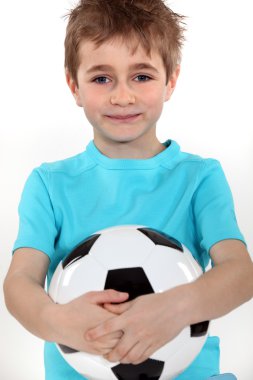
[{"x1": 67, "y1": 38, "x2": 179, "y2": 153}]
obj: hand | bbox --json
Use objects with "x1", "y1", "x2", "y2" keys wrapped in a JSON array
[
  {"x1": 52, "y1": 289, "x2": 129, "y2": 356},
  {"x1": 85, "y1": 287, "x2": 188, "y2": 364}
]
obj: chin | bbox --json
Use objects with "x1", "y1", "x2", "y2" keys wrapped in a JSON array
[
  {"x1": 99, "y1": 131, "x2": 143, "y2": 145},
  {"x1": 94, "y1": 122, "x2": 154, "y2": 146},
  {"x1": 108, "y1": 129, "x2": 152, "y2": 145},
  {"x1": 113, "y1": 136, "x2": 139, "y2": 143}
]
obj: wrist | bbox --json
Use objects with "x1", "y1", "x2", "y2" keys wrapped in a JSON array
[
  {"x1": 178, "y1": 281, "x2": 206, "y2": 326},
  {"x1": 168, "y1": 283, "x2": 198, "y2": 328},
  {"x1": 41, "y1": 300, "x2": 63, "y2": 343}
]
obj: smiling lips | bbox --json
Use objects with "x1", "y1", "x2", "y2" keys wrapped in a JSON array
[{"x1": 105, "y1": 114, "x2": 141, "y2": 121}]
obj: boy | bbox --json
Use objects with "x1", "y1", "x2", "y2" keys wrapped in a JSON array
[{"x1": 3, "y1": 0, "x2": 253, "y2": 379}]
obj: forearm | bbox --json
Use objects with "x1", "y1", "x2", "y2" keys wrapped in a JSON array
[
  {"x1": 4, "y1": 256, "x2": 129, "y2": 354},
  {"x1": 4, "y1": 271, "x2": 57, "y2": 342},
  {"x1": 181, "y1": 254, "x2": 253, "y2": 326},
  {"x1": 85, "y1": 241, "x2": 253, "y2": 365}
]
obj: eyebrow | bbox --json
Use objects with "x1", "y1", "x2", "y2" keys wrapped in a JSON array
[{"x1": 86, "y1": 63, "x2": 159, "y2": 74}]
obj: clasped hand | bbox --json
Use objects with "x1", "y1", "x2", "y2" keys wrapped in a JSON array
[{"x1": 85, "y1": 289, "x2": 186, "y2": 365}]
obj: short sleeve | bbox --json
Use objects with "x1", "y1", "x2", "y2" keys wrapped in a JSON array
[
  {"x1": 192, "y1": 159, "x2": 245, "y2": 254},
  {"x1": 13, "y1": 167, "x2": 58, "y2": 259}
]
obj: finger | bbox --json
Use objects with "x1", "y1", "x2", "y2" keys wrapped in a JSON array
[
  {"x1": 103, "y1": 301, "x2": 132, "y2": 314},
  {"x1": 98, "y1": 330, "x2": 124, "y2": 343},
  {"x1": 90, "y1": 344, "x2": 115, "y2": 356},
  {"x1": 96, "y1": 338, "x2": 121, "y2": 351},
  {"x1": 87, "y1": 331, "x2": 124, "y2": 354},
  {"x1": 104, "y1": 333, "x2": 136, "y2": 363},
  {"x1": 85, "y1": 316, "x2": 122, "y2": 341},
  {"x1": 100, "y1": 339, "x2": 121, "y2": 351},
  {"x1": 127, "y1": 343, "x2": 154, "y2": 365},
  {"x1": 86, "y1": 289, "x2": 129, "y2": 305},
  {"x1": 88, "y1": 332, "x2": 123, "y2": 354}
]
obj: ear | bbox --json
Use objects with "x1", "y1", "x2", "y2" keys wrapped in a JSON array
[
  {"x1": 164, "y1": 65, "x2": 180, "y2": 102},
  {"x1": 65, "y1": 69, "x2": 82, "y2": 107}
]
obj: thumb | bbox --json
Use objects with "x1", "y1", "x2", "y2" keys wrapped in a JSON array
[
  {"x1": 86, "y1": 289, "x2": 129, "y2": 305},
  {"x1": 103, "y1": 301, "x2": 131, "y2": 314}
]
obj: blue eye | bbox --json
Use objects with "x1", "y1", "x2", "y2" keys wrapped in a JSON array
[
  {"x1": 135, "y1": 75, "x2": 151, "y2": 82},
  {"x1": 94, "y1": 77, "x2": 110, "y2": 84}
]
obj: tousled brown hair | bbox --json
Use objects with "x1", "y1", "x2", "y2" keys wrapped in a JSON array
[{"x1": 64, "y1": 0, "x2": 186, "y2": 85}]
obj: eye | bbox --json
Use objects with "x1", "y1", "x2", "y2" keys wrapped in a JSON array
[
  {"x1": 93, "y1": 76, "x2": 110, "y2": 84},
  {"x1": 134, "y1": 75, "x2": 152, "y2": 82}
]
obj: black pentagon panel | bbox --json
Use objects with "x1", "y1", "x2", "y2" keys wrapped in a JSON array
[
  {"x1": 58, "y1": 344, "x2": 78, "y2": 354},
  {"x1": 138, "y1": 228, "x2": 183, "y2": 252},
  {"x1": 190, "y1": 320, "x2": 209, "y2": 337},
  {"x1": 112, "y1": 358, "x2": 164, "y2": 380},
  {"x1": 63, "y1": 234, "x2": 100, "y2": 269},
  {"x1": 104, "y1": 267, "x2": 154, "y2": 301}
]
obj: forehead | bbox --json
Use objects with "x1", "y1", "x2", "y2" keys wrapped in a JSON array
[{"x1": 77, "y1": 38, "x2": 164, "y2": 70}]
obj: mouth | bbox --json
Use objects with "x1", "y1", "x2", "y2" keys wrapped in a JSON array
[{"x1": 105, "y1": 114, "x2": 141, "y2": 122}]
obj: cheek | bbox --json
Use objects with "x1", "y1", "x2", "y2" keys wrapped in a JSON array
[
  {"x1": 84, "y1": 88, "x2": 109, "y2": 112},
  {"x1": 143, "y1": 85, "x2": 166, "y2": 102},
  {"x1": 81, "y1": 94, "x2": 98, "y2": 114},
  {"x1": 144, "y1": 91, "x2": 165, "y2": 113}
]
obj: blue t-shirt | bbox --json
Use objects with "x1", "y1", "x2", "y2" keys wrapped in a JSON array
[{"x1": 13, "y1": 140, "x2": 245, "y2": 380}]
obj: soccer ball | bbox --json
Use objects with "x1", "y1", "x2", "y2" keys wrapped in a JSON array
[{"x1": 49, "y1": 225, "x2": 209, "y2": 380}]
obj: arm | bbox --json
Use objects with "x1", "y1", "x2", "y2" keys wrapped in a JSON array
[
  {"x1": 86, "y1": 239, "x2": 253, "y2": 363},
  {"x1": 3, "y1": 248, "x2": 128, "y2": 355},
  {"x1": 185, "y1": 239, "x2": 253, "y2": 323}
]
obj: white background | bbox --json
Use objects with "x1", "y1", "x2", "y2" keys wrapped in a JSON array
[{"x1": 0, "y1": 0, "x2": 252, "y2": 379}]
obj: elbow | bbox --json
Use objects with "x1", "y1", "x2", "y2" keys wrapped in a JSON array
[
  {"x1": 249, "y1": 261, "x2": 253, "y2": 300},
  {"x1": 3, "y1": 274, "x2": 12, "y2": 313},
  {"x1": 241, "y1": 259, "x2": 253, "y2": 303},
  {"x1": 3, "y1": 273, "x2": 17, "y2": 316}
]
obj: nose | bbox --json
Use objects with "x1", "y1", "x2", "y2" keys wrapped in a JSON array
[{"x1": 110, "y1": 83, "x2": 135, "y2": 106}]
